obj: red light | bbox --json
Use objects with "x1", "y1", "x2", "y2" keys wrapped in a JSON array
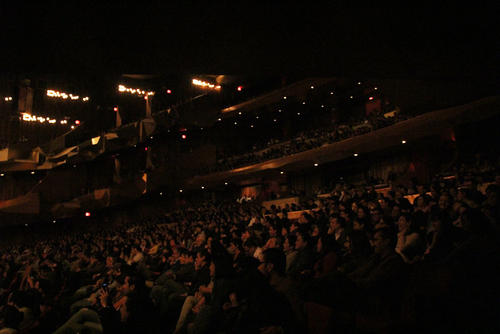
[
  {"x1": 166, "y1": 89, "x2": 172, "y2": 94},
  {"x1": 113, "y1": 107, "x2": 118, "y2": 112},
  {"x1": 75, "y1": 120, "x2": 80, "y2": 125},
  {"x1": 368, "y1": 96, "x2": 374, "y2": 100},
  {"x1": 144, "y1": 147, "x2": 148, "y2": 151},
  {"x1": 181, "y1": 134, "x2": 187, "y2": 140},
  {"x1": 85, "y1": 212, "x2": 91, "y2": 217},
  {"x1": 237, "y1": 86, "x2": 243, "y2": 91}
]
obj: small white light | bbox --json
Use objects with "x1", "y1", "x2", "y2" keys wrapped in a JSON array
[
  {"x1": 0, "y1": 173, "x2": 4, "y2": 177},
  {"x1": 160, "y1": 192, "x2": 163, "y2": 196},
  {"x1": 73, "y1": 165, "x2": 77, "y2": 168},
  {"x1": 302, "y1": 101, "x2": 306, "y2": 105},
  {"x1": 256, "y1": 116, "x2": 259, "y2": 119},
  {"x1": 314, "y1": 163, "x2": 319, "y2": 167},
  {"x1": 234, "y1": 122, "x2": 237, "y2": 125},
  {"x1": 201, "y1": 186, "x2": 205, "y2": 189},
  {"x1": 30, "y1": 171, "x2": 35, "y2": 175},
  {"x1": 321, "y1": 105, "x2": 324, "y2": 108},
  {"x1": 150, "y1": 136, "x2": 153, "y2": 139},
  {"x1": 278, "y1": 109, "x2": 282, "y2": 113},
  {"x1": 238, "y1": 112, "x2": 242, "y2": 115},
  {"x1": 297, "y1": 112, "x2": 301, "y2": 116},
  {"x1": 71, "y1": 125, "x2": 75, "y2": 129},
  {"x1": 179, "y1": 189, "x2": 183, "y2": 193},
  {"x1": 283, "y1": 96, "x2": 287, "y2": 99},
  {"x1": 250, "y1": 124, "x2": 254, "y2": 128},
  {"x1": 25, "y1": 224, "x2": 28, "y2": 227},
  {"x1": 280, "y1": 171, "x2": 284, "y2": 175},
  {"x1": 218, "y1": 118, "x2": 222, "y2": 121},
  {"x1": 374, "y1": 87, "x2": 378, "y2": 90},
  {"x1": 52, "y1": 220, "x2": 56, "y2": 223},
  {"x1": 330, "y1": 91, "x2": 334, "y2": 95},
  {"x1": 273, "y1": 119, "x2": 277, "y2": 122},
  {"x1": 310, "y1": 86, "x2": 314, "y2": 89},
  {"x1": 224, "y1": 182, "x2": 228, "y2": 185},
  {"x1": 357, "y1": 82, "x2": 362, "y2": 85},
  {"x1": 354, "y1": 153, "x2": 358, "y2": 157},
  {"x1": 350, "y1": 96, "x2": 353, "y2": 99},
  {"x1": 402, "y1": 140, "x2": 406, "y2": 144}
]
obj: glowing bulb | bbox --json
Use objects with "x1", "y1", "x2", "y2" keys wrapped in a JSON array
[
  {"x1": 369, "y1": 96, "x2": 374, "y2": 100},
  {"x1": 201, "y1": 186, "x2": 205, "y2": 189},
  {"x1": 237, "y1": 86, "x2": 243, "y2": 91},
  {"x1": 402, "y1": 140, "x2": 406, "y2": 144},
  {"x1": 310, "y1": 86, "x2": 314, "y2": 89},
  {"x1": 166, "y1": 89, "x2": 172, "y2": 94},
  {"x1": 354, "y1": 153, "x2": 358, "y2": 157},
  {"x1": 85, "y1": 212, "x2": 91, "y2": 217},
  {"x1": 179, "y1": 189, "x2": 183, "y2": 193},
  {"x1": 75, "y1": 120, "x2": 80, "y2": 125},
  {"x1": 283, "y1": 96, "x2": 287, "y2": 100},
  {"x1": 280, "y1": 171, "x2": 284, "y2": 175},
  {"x1": 314, "y1": 163, "x2": 319, "y2": 167}
]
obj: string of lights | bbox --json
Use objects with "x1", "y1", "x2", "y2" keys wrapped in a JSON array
[
  {"x1": 192, "y1": 79, "x2": 221, "y2": 90},
  {"x1": 21, "y1": 113, "x2": 74, "y2": 126},
  {"x1": 118, "y1": 84, "x2": 155, "y2": 97},
  {"x1": 46, "y1": 90, "x2": 89, "y2": 101}
]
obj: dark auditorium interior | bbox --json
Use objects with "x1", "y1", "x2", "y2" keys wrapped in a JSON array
[{"x1": 0, "y1": 4, "x2": 499, "y2": 334}]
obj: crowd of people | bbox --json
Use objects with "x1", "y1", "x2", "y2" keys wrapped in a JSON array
[
  {"x1": 203, "y1": 112, "x2": 409, "y2": 175},
  {"x1": 0, "y1": 158, "x2": 499, "y2": 333}
]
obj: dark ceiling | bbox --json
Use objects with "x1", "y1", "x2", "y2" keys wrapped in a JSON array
[{"x1": 1, "y1": 3, "x2": 498, "y2": 79}]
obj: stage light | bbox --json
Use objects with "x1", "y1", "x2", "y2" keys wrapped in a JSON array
[
  {"x1": 297, "y1": 112, "x2": 301, "y2": 116},
  {"x1": 330, "y1": 91, "x2": 334, "y2": 95},
  {"x1": 201, "y1": 186, "x2": 205, "y2": 189},
  {"x1": 160, "y1": 192, "x2": 163, "y2": 196},
  {"x1": 75, "y1": 120, "x2": 80, "y2": 125},
  {"x1": 71, "y1": 126, "x2": 75, "y2": 129},
  {"x1": 179, "y1": 189, "x2": 183, "y2": 193},
  {"x1": 250, "y1": 124, "x2": 254, "y2": 128},
  {"x1": 52, "y1": 220, "x2": 56, "y2": 224},
  {"x1": 280, "y1": 171, "x2": 284, "y2": 175},
  {"x1": 0, "y1": 173, "x2": 4, "y2": 177},
  {"x1": 402, "y1": 140, "x2": 406, "y2": 144},
  {"x1": 350, "y1": 96, "x2": 353, "y2": 99},
  {"x1": 224, "y1": 182, "x2": 228, "y2": 185},
  {"x1": 237, "y1": 86, "x2": 243, "y2": 91},
  {"x1": 354, "y1": 153, "x2": 358, "y2": 157},
  {"x1": 238, "y1": 112, "x2": 242, "y2": 115},
  {"x1": 144, "y1": 147, "x2": 148, "y2": 151},
  {"x1": 166, "y1": 89, "x2": 172, "y2": 94},
  {"x1": 113, "y1": 106, "x2": 119, "y2": 112},
  {"x1": 283, "y1": 96, "x2": 287, "y2": 100},
  {"x1": 218, "y1": 118, "x2": 222, "y2": 121},
  {"x1": 310, "y1": 85, "x2": 314, "y2": 89},
  {"x1": 234, "y1": 122, "x2": 237, "y2": 125},
  {"x1": 314, "y1": 163, "x2": 319, "y2": 167},
  {"x1": 181, "y1": 134, "x2": 187, "y2": 139},
  {"x1": 30, "y1": 171, "x2": 35, "y2": 175},
  {"x1": 85, "y1": 212, "x2": 91, "y2": 217},
  {"x1": 374, "y1": 87, "x2": 378, "y2": 90},
  {"x1": 357, "y1": 82, "x2": 362, "y2": 85},
  {"x1": 321, "y1": 105, "x2": 325, "y2": 108},
  {"x1": 302, "y1": 101, "x2": 306, "y2": 105},
  {"x1": 369, "y1": 96, "x2": 374, "y2": 100}
]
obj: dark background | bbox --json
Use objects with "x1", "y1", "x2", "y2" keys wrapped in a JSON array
[{"x1": 1, "y1": 3, "x2": 498, "y2": 79}]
